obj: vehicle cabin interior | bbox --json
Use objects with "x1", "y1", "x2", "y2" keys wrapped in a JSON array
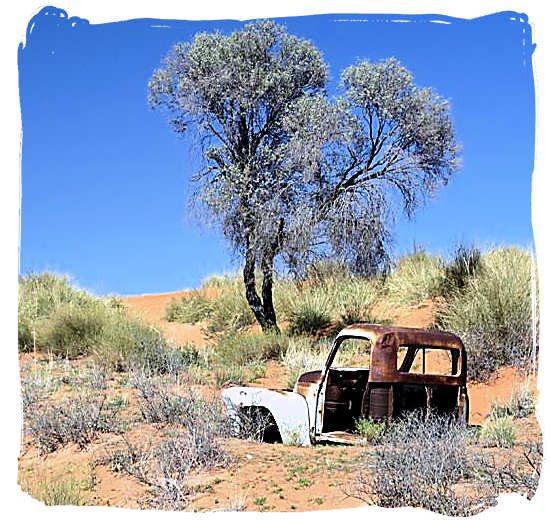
[{"x1": 321, "y1": 336, "x2": 462, "y2": 435}]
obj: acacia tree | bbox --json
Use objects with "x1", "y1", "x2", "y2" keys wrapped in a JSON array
[{"x1": 149, "y1": 21, "x2": 460, "y2": 332}]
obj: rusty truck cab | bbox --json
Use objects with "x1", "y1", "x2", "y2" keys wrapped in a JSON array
[{"x1": 296, "y1": 325, "x2": 468, "y2": 444}]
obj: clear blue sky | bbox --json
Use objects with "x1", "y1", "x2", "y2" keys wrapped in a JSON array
[{"x1": 18, "y1": 8, "x2": 535, "y2": 295}]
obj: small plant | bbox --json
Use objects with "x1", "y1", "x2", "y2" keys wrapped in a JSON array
[
  {"x1": 490, "y1": 387, "x2": 536, "y2": 419},
  {"x1": 164, "y1": 293, "x2": 213, "y2": 323},
  {"x1": 480, "y1": 416, "x2": 517, "y2": 448},
  {"x1": 288, "y1": 292, "x2": 332, "y2": 336},
  {"x1": 21, "y1": 475, "x2": 88, "y2": 506},
  {"x1": 26, "y1": 396, "x2": 121, "y2": 454},
  {"x1": 254, "y1": 496, "x2": 267, "y2": 506},
  {"x1": 215, "y1": 332, "x2": 288, "y2": 366},
  {"x1": 386, "y1": 248, "x2": 445, "y2": 306},
  {"x1": 355, "y1": 417, "x2": 386, "y2": 443}
]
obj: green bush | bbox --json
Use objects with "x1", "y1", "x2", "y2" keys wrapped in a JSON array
[
  {"x1": 440, "y1": 244, "x2": 482, "y2": 297},
  {"x1": 287, "y1": 292, "x2": 332, "y2": 336},
  {"x1": 215, "y1": 332, "x2": 288, "y2": 366},
  {"x1": 18, "y1": 272, "x2": 184, "y2": 375},
  {"x1": 164, "y1": 293, "x2": 213, "y2": 323},
  {"x1": 43, "y1": 303, "x2": 108, "y2": 358},
  {"x1": 355, "y1": 417, "x2": 386, "y2": 443},
  {"x1": 436, "y1": 247, "x2": 536, "y2": 381},
  {"x1": 480, "y1": 416, "x2": 517, "y2": 448},
  {"x1": 18, "y1": 315, "x2": 34, "y2": 352},
  {"x1": 386, "y1": 249, "x2": 445, "y2": 305}
]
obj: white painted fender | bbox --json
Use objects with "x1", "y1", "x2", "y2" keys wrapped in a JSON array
[{"x1": 222, "y1": 387, "x2": 311, "y2": 446}]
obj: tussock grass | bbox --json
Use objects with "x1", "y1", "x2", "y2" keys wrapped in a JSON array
[
  {"x1": 21, "y1": 475, "x2": 88, "y2": 506},
  {"x1": 18, "y1": 273, "x2": 192, "y2": 375},
  {"x1": 385, "y1": 248, "x2": 445, "y2": 305},
  {"x1": 436, "y1": 247, "x2": 536, "y2": 381},
  {"x1": 214, "y1": 332, "x2": 288, "y2": 366},
  {"x1": 165, "y1": 293, "x2": 213, "y2": 323},
  {"x1": 479, "y1": 416, "x2": 517, "y2": 448}
]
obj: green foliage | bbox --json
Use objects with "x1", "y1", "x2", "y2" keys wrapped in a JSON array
[
  {"x1": 287, "y1": 292, "x2": 332, "y2": 336},
  {"x1": 42, "y1": 302, "x2": 108, "y2": 358},
  {"x1": 164, "y1": 293, "x2": 213, "y2": 323},
  {"x1": 437, "y1": 247, "x2": 536, "y2": 381},
  {"x1": 355, "y1": 417, "x2": 386, "y2": 443},
  {"x1": 22, "y1": 476, "x2": 88, "y2": 506},
  {"x1": 18, "y1": 272, "x2": 188, "y2": 376},
  {"x1": 386, "y1": 248, "x2": 445, "y2": 305},
  {"x1": 214, "y1": 332, "x2": 288, "y2": 366},
  {"x1": 439, "y1": 244, "x2": 482, "y2": 297},
  {"x1": 283, "y1": 275, "x2": 385, "y2": 335},
  {"x1": 207, "y1": 282, "x2": 256, "y2": 332},
  {"x1": 479, "y1": 416, "x2": 517, "y2": 448}
]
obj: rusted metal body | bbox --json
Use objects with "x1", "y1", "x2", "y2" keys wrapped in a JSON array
[{"x1": 222, "y1": 324, "x2": 469, "y2": 446}]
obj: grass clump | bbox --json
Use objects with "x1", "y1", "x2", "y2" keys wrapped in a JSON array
[
  {"x1": 355, "y1": 417, "x2": 386, "y2": 443},
  {"x1": 479, "y1": 416, "x2": 517, "y2": 448},
  {"x1": 385, "y1": 249, "x2": 445, "y2": 306},
  {"x1": 439, "y1": 244, "x2": 483, "y2": 297},
  {"x1": 165, "y1": 293, "x2": 213, "y2": 323},
  {"x1": 436, "y1": 247, "x2": 536, "y2": 381},
  {"x1": 21, "y1": 475, "x2": 88, "y2": 506},
  {"x1": 281, "y1": 337, "x2": 332, "y2": 388},
  {"x1": 18, "y1": 272, "x2": 186, "y2": 375},
  {"x1": 214, "y1": 332, "x2": 288, "y2": 366},
  {"x1": 287, "y1": 292, "x2": 332, "y2": 336},
  {"x1": 284, "y1": 276, "x2": 385, "y2": 336}
]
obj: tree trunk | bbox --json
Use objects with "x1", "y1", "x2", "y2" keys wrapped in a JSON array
[
  {"x1": 261, "y1": 253, "x2": 279, "y2": 333},
  {"x1": 242, "y1": 220, "x2": 283, "y2": 334},
  {"x1": 243, "y1": 241, "x2": 268, "y2": 331}
]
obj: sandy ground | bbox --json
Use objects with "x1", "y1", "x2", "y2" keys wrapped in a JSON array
[
  {"x1": 18, "y1": 290, "x2": 540, "y2": 512},
  {"x1": 122, "y1": 290, "x2": 537, "y2": 424}
]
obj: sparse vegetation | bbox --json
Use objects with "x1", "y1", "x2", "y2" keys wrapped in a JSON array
[
  {"x1": 355, "y1": 411, "x2": 495, "y2": 516},
  {"x1": 26, "y1": 396, "x2": 122, "y2": 454},
  {"x1": 490, "y1": 386, "x2": 536, "y2": 419},
  {"x1": 18, "y1": 247, "x2": 541, "y2": 512}
]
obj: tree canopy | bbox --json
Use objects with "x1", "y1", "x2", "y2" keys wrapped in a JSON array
[{"x1": 149, "y1": 20, "x2": 460, "y2": 331}]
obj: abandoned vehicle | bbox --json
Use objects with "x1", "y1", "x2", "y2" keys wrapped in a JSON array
[{"x1": 222, "y1": 325, "x2": 469, "y2": 446}]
